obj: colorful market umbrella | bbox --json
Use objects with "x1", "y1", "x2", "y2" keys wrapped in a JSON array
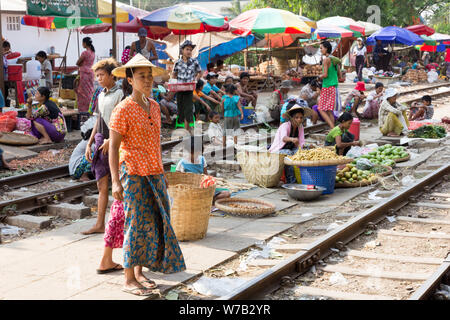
[
  {"x1": 415, "y1": 43, "x2": 447, "y2": 52},
  {"x1": 230, "y1": 8, "x2": 312, "y2": 35},
  {"x1": 315, "y1": 25, "x2": 354, "y2": 39},
  {"x1": 299, "y1": 15, "x2": 317, "y2": 30},
  {"x1": 420, "y1": 35, "x2": 437, "y2": 46},
  {"x1": 366, "y1": 26, "x2": 424, "y2": 46},
  {"x1": 430, "y1": 33, "x2": 450, "y2": 42},
  {"x1": 22, "y1": 0, "x2": 132, "y2": 29},
  {"x1": 317, "y1": 16, "x2": 365, "y2": 37},
  {"x1": 357, "y1": 21, "x2": 382, "y2": 36},
  {"x1": 405, "y1": 24, "x2": 435, "y2": 36},
  {"x1": 141, "y1": 4, "x2": 228, "y2": 35}
]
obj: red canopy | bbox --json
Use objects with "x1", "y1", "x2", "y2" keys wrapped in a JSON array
[{"x1": 406, "y1": 24, "x2": 435, "y2": 36}]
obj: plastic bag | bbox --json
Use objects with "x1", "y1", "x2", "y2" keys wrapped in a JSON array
[
  {"x1": 427, "y1": 70, "x2": 438, "y2": 83},
  {"x1": 346, "y1": 146, "x2": 365, "y2": 158},
  {"x1": 191, "y1": 277, "x2": 248, "y2": 297},
  {"x1": 15, "y1": 117, "x2": 32, "y2": 133},
  {"x1": 356, "y1": 158, "x2": 374, "y2": 171},
  {"x1": 0, "y1": 113, "x2": 17, "y2": 132}
]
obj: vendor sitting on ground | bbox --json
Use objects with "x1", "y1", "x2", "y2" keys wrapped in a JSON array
[
  {"x1": 325, "y1": 112, "x2": 361, "y2": 156},
  {"x1": 224, "y1": 76, "x2": 234, "y2": 86},
  {"x1": 361, "y1": 82, "x2": 384, "y2": 119},
  {"x1": 193, "y1": 79, "x2": 215, "y2": 119},
  {"x1": 26, "y1": 87, "x2": 67, "y2": 145},
  {"x1": 268, "y1": 80, "x2": 293, "y2": 124},
  {"x1": 236, "y1": 72, "x2": 258, "y2": 107},
  {"x1": 343, "y1": 81, "x2": 366, "y2": 118},
  {"x1": 408, "y1": 95, "x2": 434, "y2": 121},
  {"x1": 378, "y1": 88, "x2": 409, "y2": 137},
  {"x1": 69, "y1": 117, "x2": 95, "y2": 181},
  {"x1": 159, "y1": 90, "x2": 177, "y2": 124},
  {"x1": 300, "y1": 79, "x2": 320, "y2": 108},
  {"x1": 269, "y1": 104, "x2": 313, "y2": 184},
  {"x1": 203, "y1": 72, "x2": 224, "y2": 105},
  {"x1": 280, "y1": 97, "x2": 312, "y2": 125},
  {"x1": 176, "y1": 136, "x2": 231, "y2": 203}
]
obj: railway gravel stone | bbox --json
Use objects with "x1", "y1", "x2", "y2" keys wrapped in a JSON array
[{"x1": 48, "y1": 203, "x2": 91, "y2": 220}]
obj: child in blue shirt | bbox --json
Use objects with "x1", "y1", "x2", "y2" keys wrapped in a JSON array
[{"x1": 221, "y1": 84, "x2": 243, "y2": 148}]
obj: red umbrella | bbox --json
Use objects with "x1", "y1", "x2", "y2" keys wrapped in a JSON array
[{"x1": 405, "y1": 24, "x2": 435, "y2": 36}]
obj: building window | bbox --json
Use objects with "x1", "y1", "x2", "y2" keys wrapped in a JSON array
[{"x1": 7, "y1": 16, "x2": 21, "y2": 31}]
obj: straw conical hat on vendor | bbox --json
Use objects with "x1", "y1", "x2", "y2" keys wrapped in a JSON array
[
  {"x1": 282, "y1": 103, "x2": 313, "y2": 120},
  {"x1": 112, "y1": 53, "x2": 168, "y2": 78}
]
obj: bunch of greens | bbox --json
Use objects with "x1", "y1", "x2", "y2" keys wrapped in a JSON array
[{"x1": 407, "y1": 125, "x2": 446, "y2": 139}]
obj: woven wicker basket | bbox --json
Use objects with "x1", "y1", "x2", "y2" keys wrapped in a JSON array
[
  {"x1": 393, "y1": 154, "x2": 410, "y2": 163},
  {"x1": 375, "y1": 165, "x2": 393, "y2": 177},
  {"x1": 285, "y1": 157, "x2": 353, "y2": 167},
  {"x1": 237, "y1": 151, "x2": 286, "y2": 188},
  {"x1": 59, "y1": 89, "x2": 76, "y2": 100},
  {"x1": 0, "y1": 132, "x2": 38, "y2": 146},
  {"x1": 166, "y1": 172, "x2": 215, "y2": 241},
  {"x1": 215, "y1": 198, "x2": 276, "y2": 217}
]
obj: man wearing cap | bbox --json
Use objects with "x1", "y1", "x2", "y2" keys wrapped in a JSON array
[
  {"x1": 130, "y1": 28, "x2": 158, "y2": 62},
  {"x1": 268, "y1": 80, "x2": 293, "y2": 124},
  {"x1": 378, "y1": 88, "x2": 409, "y2": 137},
  {"x1": 172, "y1": 40, "x2": 202, "y2": 131}
]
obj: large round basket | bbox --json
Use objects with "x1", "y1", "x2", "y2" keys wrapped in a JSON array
[
  {"x1": 0, "y1": 132, "x2": 38, "y2": 146},
  {"x1": 375, "y1": 165, "x2": 393, "y2": 177},
  {"x1": 237, "y1": 151, "x2": 286, "y2": 188},
  {"x1": 393, "y1": 154, "x2": 410, "y2": 163},
  {"x1": 166, "y1": 172, "x2": 215, "y2": 241},
  {"x1": 215, "y1": 198, "x2": 276, "y2": 217},
  {"x1": 335, "y1": 176, "x2": 379, "y2": 188},
  {"x1": 284, "y1": 157, "x2": 353, "y2": 167}
]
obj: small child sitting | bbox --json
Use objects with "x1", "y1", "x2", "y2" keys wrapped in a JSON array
[
  {"x1": 176, "y1": 136, "x2": 230, "y2": 202},
  {"x1": 409, "y1": 95, "x2": 434, "y2": 121},
  {"x1": 207, "y1": 111, "x2": 224, "y2": 146}
]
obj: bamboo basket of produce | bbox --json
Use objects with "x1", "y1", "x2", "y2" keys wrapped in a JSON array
[
  {"x1": 303, "y1": 64, "x2": 322, "y2": 77},
  {"x1": 237, "y1": 151, "x2": 286, "y2": 188},
  {"x1": 215, "y1": 198, "x2": 276, "y2": 217},
  {"x1": 272, "y1": 57, "x2": 289, "y2": 76},
  {"x1": 355, "y1": 144, "x2": 409, "y2": 166},
  {"x1": 166, "y1": 172, "x2": 215, "y2": 241},
  {"x1": 335, "y1": 163, "x2": 378, "y2": 188}
]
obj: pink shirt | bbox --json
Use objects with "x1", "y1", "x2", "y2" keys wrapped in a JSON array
[{"x1": 269, "y1": 121, "x2": 305, "y2": 153}]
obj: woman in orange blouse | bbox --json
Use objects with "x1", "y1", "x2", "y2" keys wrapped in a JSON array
[{"x1": 109, "y1": 54, "x2": 186, "y2": 297}]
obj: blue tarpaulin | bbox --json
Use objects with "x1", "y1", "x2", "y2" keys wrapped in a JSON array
[
  {"x1": 197, "y1": 34, "x2": 255, "y2": 70},
  {"x1": 154, "y1": 42, "x2": 169, "y2": 69},
  {"x1": 366, "y1": 26, "x2": 424, "y2": 46}
]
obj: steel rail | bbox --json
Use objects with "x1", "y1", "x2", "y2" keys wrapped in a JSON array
[
  {"x1": 410, "y1": 255, "x2": 450, "y2": 300},
  {"x1": 220, "y1": 164, "x2": 450, "y2": 300}
]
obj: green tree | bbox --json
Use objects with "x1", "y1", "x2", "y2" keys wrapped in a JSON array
[
  {"x1": 221, "y1": 0, "x2": 243, "y2": 19},
  {"x1": 429, "y1": 3, "x2": 450, "y2": 34}
]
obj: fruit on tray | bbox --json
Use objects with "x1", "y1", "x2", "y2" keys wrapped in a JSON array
[
  {"x1": 357, "y1": 144, "x2": 408, "y2": 165},
  {"x1": 336, "y1": 164, "x2": 377, "y2": 184},
  {"x1": 290, "y1": 147, "x2": 348, "y2": 161}
]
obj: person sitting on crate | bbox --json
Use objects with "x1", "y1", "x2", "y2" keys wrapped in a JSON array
[
  {"x1": 378, "y1": 88, "x2": 409, "y2": 137},
  {"x1": 176, "y1": 136, "x2": 230, "y2": 203},
  {"x1": 69, "y1": 117, "x2": 95, "y2": 181},
  {"x1": 269, "y1": 104, "x2": 313, "y2": 184},
  {"x1": 172, "y1": 40, "x2": 202, "y2": 132},
  {"x1": 325, "y1": 112, "x2": 361, "y2": 156},
  {"x1": 26, "y1": 87, "x2": 67, "y2": 145},
  {"x1": 236, "y1": 72, "x2": 258, "y2": 107},
  {"x1": 267, "y1": 80, "x2": 293, "y2": 125}
]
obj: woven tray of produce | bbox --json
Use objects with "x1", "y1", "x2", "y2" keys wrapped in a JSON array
[
  {"x1": 373, "y1": 165, "x2": 393, "y2": 177},
  {"x1": 215, "y1": 198, "x2": 276, "y2": 217},
  {"x1": 393, "y1": 154, "x2": 410, "y2": 163},
  {"x1": 285, "y1": 148, "x2": 352, "y2": 167},
  {"x1": 0, "y1": 132, "x2": 38, "y2": 146},
  {"x1": 335, "y1": 177, "x2": 378, "y2": 188}
]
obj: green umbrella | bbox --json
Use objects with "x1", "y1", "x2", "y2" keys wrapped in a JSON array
[{"x1": 420, "y1": 35, "x2": 437, "y2": 46}]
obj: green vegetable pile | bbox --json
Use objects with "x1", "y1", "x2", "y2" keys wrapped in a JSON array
[
  {"x1": 351, "y1": 144, "x2": 407, "y2": 167},
  {"x1": 407, "y1": 125, "x2": 446, "y2": 139}
]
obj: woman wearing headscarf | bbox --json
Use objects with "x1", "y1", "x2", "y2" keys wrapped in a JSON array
[
  {"x1": 109, "y1": 54, "x2": 185, "y2": 296},
  {"x1": 378, "y1": 88, "x2": 409, "y2": 137},
  {"x1": 75, "y1": 37, "x2": 96, "y2": 113}
]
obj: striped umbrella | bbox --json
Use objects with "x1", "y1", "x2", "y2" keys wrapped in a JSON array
[
  {"x1": 141, "y1": 4, "x2": 228, "y2": 35},
  {"x1": 317, "y1": 16, "x2": 365, "y2": 37},
  {"x1": 21, "y1": 0, "x2": 132, "y2": 29},
  {"x1": 230, "y1": 8, "x2": 312, "y2": 36}
]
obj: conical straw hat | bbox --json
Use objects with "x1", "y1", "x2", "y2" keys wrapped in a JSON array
[{"x1": 112, "y1": 53, "x2": 168, "y2": 78}]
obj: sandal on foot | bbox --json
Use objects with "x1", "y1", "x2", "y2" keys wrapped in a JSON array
[
  {"x1": 139, "y1": 279, "x2": 158, "y2": 289},
  {"x1": 122, "y1": 286, "x2": 155, "y2": 296},
  {"x1": 96, "y1": 264, "x2": 123, "y2": 274}
]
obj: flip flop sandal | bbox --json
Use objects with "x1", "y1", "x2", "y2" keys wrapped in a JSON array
[
  {"x1": 96, "y1": 264, "x2": 124, "y2": 274},
  {"x1": 139, "y1": 279, "x2": 158, "y2": 289},
  {"x1": 122, "y1": 286, "x2": 155, "y2": 297}
]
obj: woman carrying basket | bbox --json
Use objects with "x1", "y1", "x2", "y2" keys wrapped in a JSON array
[{"x1": 109, "y1": 54, "x2": 186, "y2": 297}]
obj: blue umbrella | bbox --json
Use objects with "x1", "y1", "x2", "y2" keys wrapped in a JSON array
[
  {"x1": 366, "y1": 26, "x2": 424, "y2": 46},
  {"x1": 197, "y1": 35, "x2": 255, "y2": 70}
]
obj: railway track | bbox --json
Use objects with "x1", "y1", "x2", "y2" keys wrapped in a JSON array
[{"x1": 214, "y1": 163, "x2": 450, "y2": 300}]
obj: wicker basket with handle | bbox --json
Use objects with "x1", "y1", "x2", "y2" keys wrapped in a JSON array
[
  {"x1": 166, "y1": 172, "x2": 215, "y2": 241},
  {"x1": 237, "y1": 151, "x2": 286, "y2": 188}
]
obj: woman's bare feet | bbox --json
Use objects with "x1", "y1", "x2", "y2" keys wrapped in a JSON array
[
  {"x1": 38, "y1": 138, "x2": 52, "y2": 145},
  {"x1": 79, "y1": 172, "x2": 91, "y2": 182},
  {"x1": 81, "y1": 225, "x2": 105, "y2": 235},
  {"x1": 387, "y1": 132, "x2": 400, "y2": 137}
]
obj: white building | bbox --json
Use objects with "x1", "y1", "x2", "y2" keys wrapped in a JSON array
[{"x1": 1, "y1": 0, "x2": 142, "y2": 67}]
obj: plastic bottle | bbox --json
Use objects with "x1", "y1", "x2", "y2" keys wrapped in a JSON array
[{"x1": 26, "y1": 57, "x2": 41, "y2": 80}]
